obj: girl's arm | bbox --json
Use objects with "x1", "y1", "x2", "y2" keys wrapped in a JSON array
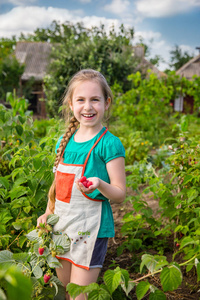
[
  {"x1": 36, "y1": 199, "x2": 54, "y2": 227},
  {"x1": 76, "y1": 157, "x2": 126, "y2": 203}
]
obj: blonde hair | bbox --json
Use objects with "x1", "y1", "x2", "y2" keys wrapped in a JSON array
[{"x1": 48, "y1": 69, "x2": 113, "y2": 211}]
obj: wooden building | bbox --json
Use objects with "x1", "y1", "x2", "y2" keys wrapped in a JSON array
[
  {"x1": 133, "y1": 46, "x2": 167, "y2": 79},
  {"x1": 15, "y1": 41, "x2": 52, "y2": 118},
  {"x1": 175, "y1": 54, "x2": 200, "y2": 113},
  {"x1": 176, "y1": 54, "x2": 200, "y2": 80}
]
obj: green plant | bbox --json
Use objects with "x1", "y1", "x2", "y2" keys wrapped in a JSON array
[
  {"x1": 0, "y1": 214, "x2": 70, "y2": 300},
  {"x1": 66, "y1": 252, "x2": 200, "y2": 299},
  {"x1": 0, "y1": 264, "x2": 32, "y2": 300},
  {"x1": 120, "y1": 131, "x2": 152, "y2": 164},
  {"x1": 0, "y1": 92, "x2": 62, "y2": 252}
]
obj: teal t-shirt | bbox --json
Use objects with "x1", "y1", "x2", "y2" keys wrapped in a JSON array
[{"x1": 55, "y1": 127, "x2": 125, "y2": 238}]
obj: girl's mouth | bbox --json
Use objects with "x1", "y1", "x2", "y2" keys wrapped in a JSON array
[{"x1": 82, "y1": 114, "x2": 95, "y2": 119}]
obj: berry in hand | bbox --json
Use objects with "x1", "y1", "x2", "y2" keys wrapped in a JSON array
[
  {"x1": 86, "y1": 181, "x2": 93, "y2": 188},
  {"x1": 38, "y1": 247, "x2": 45, "y2": 255},
  {"x1": 82, "y1": 180, "x2": 88, "y2": 187},
  {"x1": 80, "y1": 176, "x2": 93, "y2": 188},
  {"x1": 80, "y1": 176, "x2": 87, "y2": 183}
]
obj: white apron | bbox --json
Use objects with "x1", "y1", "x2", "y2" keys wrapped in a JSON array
[{"x1": 53, "y1": 128, "x2": 108, "y2": 270}]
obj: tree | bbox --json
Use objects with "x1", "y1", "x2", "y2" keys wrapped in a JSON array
[
  {"x1": 0, "y1": 37, "x2": 24, "y2": 101},
  {"x1": 169, "y1": 45, "x2": 193, "y2": 71},
  {"x1": 31, "y1": 21, "x2": 138, "y2": 116}
]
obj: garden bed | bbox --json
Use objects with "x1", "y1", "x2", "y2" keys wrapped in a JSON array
[{"x1": 100, "y1": 199, "x2": 200, "y2": 299}]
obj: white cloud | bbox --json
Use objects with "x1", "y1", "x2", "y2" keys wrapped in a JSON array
[
  {"x1": 133, "y1": 29, "x2": 171, "y2": 70},
  {"x1": 104, "y1": 0, "x2": 130, "y2": 15},
  {"x1": 135, "y1": 30, "x2": 161, "y2": 41},
  {"x1": 179, "y1": 44, "x2": 195, "y2": 55},
  {"x1": 0, "y1": 6, "x2": 120, "y2": 38},
  {"x1": 135, "y1": 0, "x2": 200, "y2": 18}
]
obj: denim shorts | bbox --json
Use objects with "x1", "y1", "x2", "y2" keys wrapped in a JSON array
[{"x1": 89, "y1": 238, "x2": 108, "y2": 269}]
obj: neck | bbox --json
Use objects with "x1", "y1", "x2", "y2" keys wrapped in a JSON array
[{"x1": 74, "y1": 125, "x2": 104, "y2": 142}]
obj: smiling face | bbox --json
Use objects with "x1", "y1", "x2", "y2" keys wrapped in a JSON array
[{"x1": 70, "y1": 80, "x2": 110, "y2": 131}]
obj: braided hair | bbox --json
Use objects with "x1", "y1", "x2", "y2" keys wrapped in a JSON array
[{"x1": 48, "y1": 69, "x2": 113, "y2": 211}]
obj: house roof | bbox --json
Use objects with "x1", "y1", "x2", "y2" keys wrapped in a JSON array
[
  {"x1": 133, "y1": 46, "x2": 167, "y2": 78},
  {"x1": 176, "y1": 54, "x2": 200, "y2": 80},
  {"x1": 15, "y1": 41, "x2": 52, "y2": 81}
]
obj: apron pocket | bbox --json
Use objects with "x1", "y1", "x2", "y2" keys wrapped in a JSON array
[{"x1": 56, "y1": 171, "x2": 75, "y2": 203}]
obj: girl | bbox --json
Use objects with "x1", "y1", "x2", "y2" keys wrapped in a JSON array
[{"x1": 37, "y1": 69, "x2": 126, "y2": 300}]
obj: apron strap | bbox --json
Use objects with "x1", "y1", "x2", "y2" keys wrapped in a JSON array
[
  {"x1": 81, "y1": 127, "x2": 108, "y2": 176},
  {"x1": 81, "y1": 127, "x2": 108, "y2": 202}
]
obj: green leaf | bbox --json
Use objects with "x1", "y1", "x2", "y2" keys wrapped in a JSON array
[
  {"x1": 195, "y1": 259, "x2": 200, "y2": 282},
  {"x1": 103, "y1": 268, "x2": 121, "y2": 294},
  {"x1": 149, "y1": 289, "x2": 166, "y2": 300},
  {"x1": 47, "y1": 214, "x2": 59, "y2": 225},
  {"x1": 32, "y1": 265, "x2": 43, "y2": 279},
  {"x1": 54, "y1": 284, "x2": 66, "y2": 300},
  {"x1": 160, "y1": 263, "x2": 182, "y2": 292},
  {"x1": 15, "y1": 125, "x2": 23, "y2": 136},
  {"x1": 13, "y1": 252, "x2": 29, "y2": 263},
  {"x1": 0, "y1": 225, "x2": 6, "y2": 235},
  {"x1": 52, "y1": 234, "x2": 70, "y2": 252},
  {"x1": 187, "y1": 188, "x2": 199, "y2": 204},
  {"x1": 12, "y1": 221, "x2": 22, "y2": 230},
  {"x1": 136, "y1": 281, "x2": 150, "y2": 300},
  {"x1": 182, "y1": 175, "x2": 193, "y2": 185},
  {"x1": 26, "y1": 229, "x2": 42, "y2": 242},
  {"x1": 0, "y1": 177, "x2": 9, "y2": 190},
  {"x1": 66, "y1": 283, "x2": 86, "y2": 299},
  {"x1": 9, "y1": 186, "x2": 28, "y2": 201},
  {"x1": 180, "y1": 237, "x2": 197, "y2": 249},
  {"x1": 88, "y1": 287, "x2": 111, "y2": 300},
  {"x1": 13, "y1": 177, "x2": 27, "y2": 189},
  {"x1": 121, "y1": 281, "x2": 135, "y2": 297},
  {"x1": 50, "y1": 280, "x2": 59, "y2": 296},
  {"x1": 33, "y1": 158, "x2": 42, "y2": 170},
  {"x1": 0, "y1": 288, "x2": 7, "y2": 300},
  {"x1": 5, "y1": 265, "x2": 32, "y2": 300},
  {"x1": 0, "y1": 250, "x2": 14, "y2": 264},
  {"x1": 0, "y1": 211, "x2": 13, "y2": 225},
  {"x1": 46, "y1": 255, "x2": 62, "y2": 268},
  {"x1": 140, "y1": 254, "x2": 168, "y2": 274},
  {"x1": 120, "y1": 268, "x2": 130, "y2": 288},
  {"x1": 18, "y1": 115, "x2": 25, "y2": 124},
  {"x1": 83, "y1": 283, "x2": 99, "y2": 294}
]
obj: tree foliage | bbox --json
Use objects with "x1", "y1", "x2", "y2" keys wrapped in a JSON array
[
  {"x1": 169, "y1": 44, "x2": 194, "y2": 71},
  {"x1": 21, "y1": 21, "x2": 139, "y2": 115},
  {"x1": 0, "y1": 38, "x2": 24, "y2": 101}
]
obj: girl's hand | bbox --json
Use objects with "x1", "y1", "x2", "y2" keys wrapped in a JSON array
[
  {"x1": 75, "y1": 177, "x2": 100, "y2": 194},
  {"x1": 37, "y1": 212, "x2": 49, "y2": 228}
]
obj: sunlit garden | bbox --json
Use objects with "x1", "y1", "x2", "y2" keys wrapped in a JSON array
[{"x1": 1, "y1": 22, "x2": 200, "y2": 299}]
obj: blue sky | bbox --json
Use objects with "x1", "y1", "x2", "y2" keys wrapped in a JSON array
[{"x1": 0, "y1": 0, "x2": 199, "y2": 70}]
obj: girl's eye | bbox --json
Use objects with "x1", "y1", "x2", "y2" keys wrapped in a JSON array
[
  {"x1": 77, "y1": 99, "x2": 84, "y2": 102},
  {"x1": 92, "y1": 98, "x2": 99, "y2": 101}
]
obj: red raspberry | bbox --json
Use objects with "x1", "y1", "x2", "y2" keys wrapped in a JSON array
[
  {"x1": 86, "y1": 181, "x2": 93, "y2": 188},
  {"x1": 82, "y1": 180, "x2": 88, "y2": 187},
  {"x1": 44, "y1": 274, "x2": 51, "y2": 283},
  {"x1": 38, "y1": 247, "x2": 45, "y2": 255},
  {"x1": 80, "y1": 176, "x2": 87, "y2": 183},
  {"x1": 80, "y1": 176, "x2": 93, "y2": 188}
]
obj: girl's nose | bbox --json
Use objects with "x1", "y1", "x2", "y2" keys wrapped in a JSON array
[{"x1": 84, "y1": 100, "x2": 92, "y2": 110}]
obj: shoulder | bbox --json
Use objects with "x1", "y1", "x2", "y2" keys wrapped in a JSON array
[{"x1": 99, "y1": 130, "x2": 125, "y2": 163}]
